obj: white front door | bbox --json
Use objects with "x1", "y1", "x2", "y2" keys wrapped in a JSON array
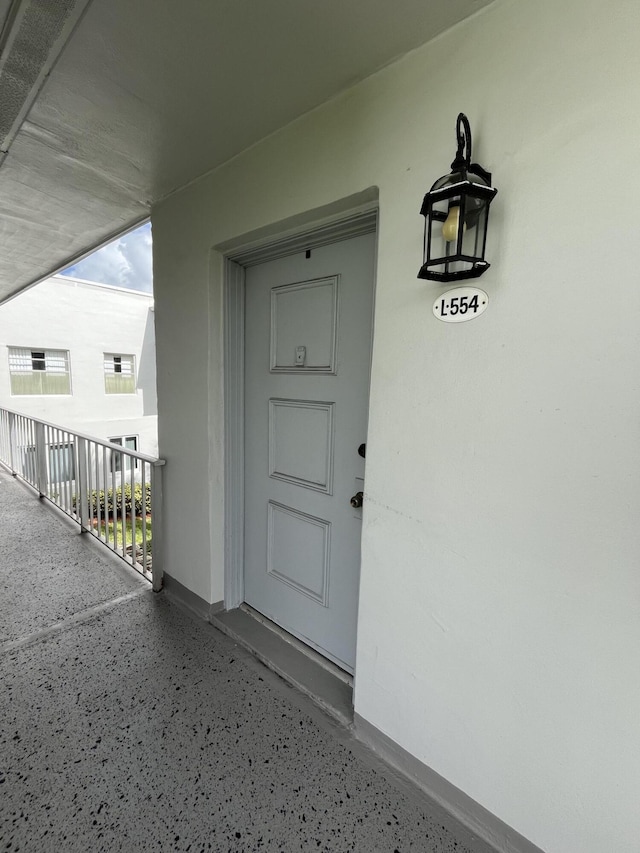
[{"x1": 243, "y1": 231, "x2": 376, "y2": 672}]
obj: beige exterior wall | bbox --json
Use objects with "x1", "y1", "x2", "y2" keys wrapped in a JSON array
[{"x1": 152, "y1": 1, "x2": 640, "y2": 850}]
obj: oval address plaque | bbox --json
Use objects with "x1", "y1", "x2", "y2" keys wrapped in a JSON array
[{"x1": 433, "y1": 286, "x2": 488, "y2": 323}]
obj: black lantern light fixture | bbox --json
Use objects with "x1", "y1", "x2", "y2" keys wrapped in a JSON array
[{"x1": 418, "y1": 113, "x2": 497, "y2": 282}]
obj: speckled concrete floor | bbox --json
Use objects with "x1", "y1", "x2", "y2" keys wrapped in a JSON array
[{"x1": 0, "y1": 469, "x2": 486, "y2": 853}]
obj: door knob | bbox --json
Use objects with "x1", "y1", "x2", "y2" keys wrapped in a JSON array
[{"x1": 350, "y1": 491, "x2": 364, "y2": 509}]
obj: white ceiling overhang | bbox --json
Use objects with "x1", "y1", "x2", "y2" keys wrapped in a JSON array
[{"x1": 0, "y1": 0, "x2": 494, "y2": 303}]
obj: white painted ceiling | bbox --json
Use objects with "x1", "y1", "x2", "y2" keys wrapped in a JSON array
[{"x1": 0, "y1": 0, "x2": 494, "y2": 303}]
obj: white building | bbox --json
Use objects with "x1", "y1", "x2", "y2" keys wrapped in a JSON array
[
  {"x1": 0, "y1": 2, "x2": 639, "y2": 851},
  {"x1": 0, "y1": 274, "x2": 158, "y2": 460}
]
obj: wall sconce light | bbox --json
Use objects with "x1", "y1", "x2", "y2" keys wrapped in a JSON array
[{"x1": 418, "y1": 113, "x2": 497, "y2": 282}]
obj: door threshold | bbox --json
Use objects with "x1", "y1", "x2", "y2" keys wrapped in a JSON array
[
  {"x1": 240, "y1": 604, "x2": 353, "y2": 684},
  {"x1": 210, "y1": 606, "x2": 354, "y2": 727}
]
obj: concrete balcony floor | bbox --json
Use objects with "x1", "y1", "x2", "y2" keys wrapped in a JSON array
[{"x1": 0, "y1": 468, "x2": 486, "y2": 853}]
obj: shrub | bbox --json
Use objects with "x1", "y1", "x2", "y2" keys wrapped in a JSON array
[{"x1": 74, "y1": 482, "x2": 151, "y2": 517}]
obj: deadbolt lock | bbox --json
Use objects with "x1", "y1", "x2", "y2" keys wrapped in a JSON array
[{"x1": 350, "y1": 491, "x2": 364, "y2": 509}]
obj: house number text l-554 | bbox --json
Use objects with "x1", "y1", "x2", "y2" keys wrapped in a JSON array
[{"x1": 433, "y1": 287, "x2": 488, "y2": 323}]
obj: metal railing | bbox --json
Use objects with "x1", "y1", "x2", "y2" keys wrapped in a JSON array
[{"x1": 0, "y1": 407, "x2": 165, "y2": 590}]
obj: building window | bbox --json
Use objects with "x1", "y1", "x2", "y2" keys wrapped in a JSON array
[
  {"x1": 8, "y1": 347, "x2": 71, "y2": 395},
  {"x1": 48, "y1": 443, "x2": 75, "y2": 482},
  {"x1": 104, "y1": 353, "x2": 135, "y2": 394},
  {"x1": 110, "y1": 435, "x2": 138, "y2": 471},
  {"x1": 19, "y1": 443, "x2": 75, "y2": 483}
]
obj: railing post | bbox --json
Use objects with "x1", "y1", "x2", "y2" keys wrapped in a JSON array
[
  {"x1": 150, "y1": 462, "x2": 164, "y2": 592},
  {"x1": 77, "y1": 437, "x2": 89, "y2": 531},
  {"x1": 8, "y1": 412, "x2": 16, "y2": 475},
  {"x1": 35, "y1": 422, "x2": 48, "y2": 497}
]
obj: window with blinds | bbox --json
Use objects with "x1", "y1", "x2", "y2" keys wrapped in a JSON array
[
  {"x1": 104, "y1": 353, "x2": 136, "y2": 394},
  {"x1": 110, "y1": 435, "x2": 138, "y2": 471},
  {"x1": 48, "y1": 443, "x2": 76, "y2": 482},
  {"x1": 8, "y1": 348, "x2": 71, "y2": 395}
]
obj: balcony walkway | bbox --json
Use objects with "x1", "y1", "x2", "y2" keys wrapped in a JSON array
[{"x1": 0, "y1": 468, "x2": 487, "y2": 853}]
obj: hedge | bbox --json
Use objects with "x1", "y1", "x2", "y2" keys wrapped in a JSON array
[{"x1": 74, "y1": 482, "x2": 152, "y2": 517}]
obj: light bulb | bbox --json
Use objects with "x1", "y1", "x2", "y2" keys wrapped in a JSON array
[{"x1": 442, "y1": 206, "x2": 465, "y2": 242}]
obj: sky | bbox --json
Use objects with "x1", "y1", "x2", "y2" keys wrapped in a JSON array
[{"x1": 61, "y1": 221, "x2": 153, "y2": 293}]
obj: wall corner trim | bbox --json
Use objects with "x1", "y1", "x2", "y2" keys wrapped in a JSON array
[
  {"x1": 162, "y1": 572, "x2": 223, "y2": 622},
  {"x1": 353, "y1": 714, "x2": 546, "y2": 853}
]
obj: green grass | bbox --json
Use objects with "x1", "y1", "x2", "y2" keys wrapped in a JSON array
[{"x1": 97, "y1": 516, "x2": 152, "y2": 548}]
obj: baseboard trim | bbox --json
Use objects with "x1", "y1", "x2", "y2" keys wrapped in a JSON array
[
  {"x1": 354, "y1": 714, "x2": 545, "y2": 853},
  {"x1": 162, "y1": 573, "x2": 223, "y2": 622}
]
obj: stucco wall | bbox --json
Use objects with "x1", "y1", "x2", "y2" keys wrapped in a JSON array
[
  {"x1": 0, "y1": 275, "x2": 158, "y2": 455},
  {"x1": 151, "y1": 0, "x2": 640, "y2": 850}
]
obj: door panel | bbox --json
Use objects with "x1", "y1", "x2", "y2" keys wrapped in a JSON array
[
  {"x1": 244, "y1": 232, "x2": 375, "y2": 671},
  {"x1": 269, "y1": 398, "x2": 334, "y2": 492}
]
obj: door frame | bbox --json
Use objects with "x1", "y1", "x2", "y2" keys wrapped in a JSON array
[{"x1": 222, "y1": 207, "x2": 378, "y2": 615}]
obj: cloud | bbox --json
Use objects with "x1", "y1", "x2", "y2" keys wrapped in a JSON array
[{"x1": 61, "y1": 222, "x2": 153, "y2": 292}]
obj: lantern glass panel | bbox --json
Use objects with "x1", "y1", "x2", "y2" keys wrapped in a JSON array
[
  {"x1": 429, "y1": 195, "x2": 457, "y2": 263},
  {"x1": 461, "y1": 198, "x2": 488, "y2": 259}
]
